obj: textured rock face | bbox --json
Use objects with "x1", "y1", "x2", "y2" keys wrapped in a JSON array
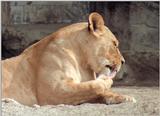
[
  {"x1": 2, "y1": 24, "x2": 69, "y2": 58},
  {"x1": 1, "y1": 2, "x2": 159, "y2": 86},
  {"x1": 103, "y1": 2, "x2": 159, "y2": 86},
  {"x1": 2, "y1": 2, "x2": 89, "y2": 24},
  {"x1": 114, "y1": 52, "x2": 159, "y2": 86}
]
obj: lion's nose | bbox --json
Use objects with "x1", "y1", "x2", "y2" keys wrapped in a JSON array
[
  {"x1": 121, "y1": 55, "x2": 125, "y2": 65},
  {"x1": 121, "y1": 59, "x2": 125, "y2": 64}
]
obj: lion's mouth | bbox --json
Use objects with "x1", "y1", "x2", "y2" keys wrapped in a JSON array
[{"x1": 95, "y1": 66, "x2": 118, "y2": 79}]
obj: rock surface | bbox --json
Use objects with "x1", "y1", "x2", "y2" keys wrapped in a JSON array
[{"x1": 2, "y1": 87, "x2": 159, "y2": 116}]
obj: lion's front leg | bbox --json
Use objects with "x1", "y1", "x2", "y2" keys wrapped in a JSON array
[
  {"x1": 37, "y1": 77, "x2": 113, "y2": 105},
  {"x1": 95, "y1": 75, "x2": 136, "y2": 104},
  {"x1": 59, "y1": 79, "x2": 136, "y2": 105},
  {"x1": 54, "y1": 78, "x2": 113, "y2": 105}
]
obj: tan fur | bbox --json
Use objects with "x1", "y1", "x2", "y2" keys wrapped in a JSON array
[{"x1": 2, "y1": 12, "x2": 136, "y2": 106}]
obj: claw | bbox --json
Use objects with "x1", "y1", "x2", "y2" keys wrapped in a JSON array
[{"x1": 124, "y1": 95, "x2": 136, "y2": 103}]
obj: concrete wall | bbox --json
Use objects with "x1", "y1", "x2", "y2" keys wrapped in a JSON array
[
  {"x1": 2, "y1": 1, "x2": 89, "y2": 58},
  {"x1": 2, "y1": 1, "x2": 159, "y2": 86},
  {"x1": 101, "y1": 2, "x2": 159, "y2": 86}
]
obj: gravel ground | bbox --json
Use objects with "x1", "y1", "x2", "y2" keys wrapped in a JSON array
[{"x1": 2, "y1": 87, "x2": 159, "y2": 116}]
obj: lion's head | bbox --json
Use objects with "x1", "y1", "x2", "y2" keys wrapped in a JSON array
[{"x1": 83, "y1": 12, "x2": 125, "y2": 79}]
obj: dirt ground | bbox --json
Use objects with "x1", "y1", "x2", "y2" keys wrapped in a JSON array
[{"x1": 2, "y1": 87, "x2": 159, "y2": 116}]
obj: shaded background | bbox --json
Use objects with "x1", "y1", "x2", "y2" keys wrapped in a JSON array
[{"x1": 2, "y1": 1, "x2": 159, "y2": 86}]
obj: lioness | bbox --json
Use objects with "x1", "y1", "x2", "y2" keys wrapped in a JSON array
[{"x1": 2, "y1": 12, "x2": 136, "y2": 106}]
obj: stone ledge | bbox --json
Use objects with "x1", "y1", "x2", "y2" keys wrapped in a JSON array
[{"x1": 2, "y1": 87, "x2": 159, "y2": 116}]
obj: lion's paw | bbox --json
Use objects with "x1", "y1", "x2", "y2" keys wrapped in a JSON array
[
  {"x1": 123, "y1": 95, "x2": 136, "y2": 103},
  {"x1": 104, "y1": 95, "x2": 136, "y2": 105},
  {"x1": 96, "y1": 76, "x2": 113, "y2": 89}
]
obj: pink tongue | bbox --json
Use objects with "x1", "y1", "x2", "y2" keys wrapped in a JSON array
[{"x1": 107, "y1": 71, "x2": 117, "y2": 79}]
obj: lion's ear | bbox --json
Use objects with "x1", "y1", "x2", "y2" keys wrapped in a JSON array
[{"x1": 88, "y1": 12, "x2": 105, "y2": 36}]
